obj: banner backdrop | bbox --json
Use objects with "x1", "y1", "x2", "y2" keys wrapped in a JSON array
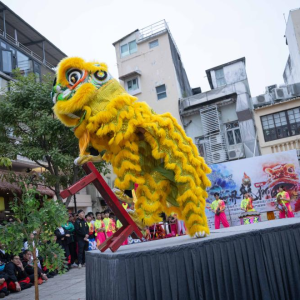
[{"x1": 205, "y1": 150, "x2": 300, "y2": 228}]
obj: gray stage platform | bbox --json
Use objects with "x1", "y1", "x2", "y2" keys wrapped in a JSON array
[{"x1": 86, "y1": 218, "x2": 300, "y2": 300}]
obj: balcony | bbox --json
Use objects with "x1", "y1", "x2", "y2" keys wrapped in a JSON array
[
  {"x1": 0, "y1": 28, "x2": 54, "y2": 70},
  {"x1": 180, "y1": 83, "x2": 236, "y2": 114}
]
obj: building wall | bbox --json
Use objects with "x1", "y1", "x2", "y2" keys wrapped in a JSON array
[
  {"x1": 168, "y1": 36, "x2": 192, "y2": 98},
  {"x1": 283, "y1": 9, "x2": 300, "y2": 85},
  {"x1": 115, "y1": 31, "x2": 183, "y2": 125},
  {"x1": 184, "y1": 102, "x2": 238, "y2": 143},
  {"x1": 210, "y1": 61, "x2": 247, "y2": 89},
  {"x1": 183, "y1": 113, "x2": 204, "y2": 140},
  {"x1": 254, "y1": 99, "x2": 300, "y2": 155}
]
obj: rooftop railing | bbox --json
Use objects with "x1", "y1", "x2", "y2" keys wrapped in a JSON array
[
  {"x1": 0, "y1": 28, "x2": 55, "y2": 70},
  {"x1": 137, "y1": 20, "x2": 181, "y2": 57}
]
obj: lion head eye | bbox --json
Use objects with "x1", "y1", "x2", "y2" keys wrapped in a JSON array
[
  {"x1": 67, "y1": 69, "x2": 83, "y2": 86},
  {"x1": 94, "y1": 71, "x2": 107, "y2": 81}
]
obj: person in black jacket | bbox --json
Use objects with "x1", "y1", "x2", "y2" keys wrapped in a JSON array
[
  {"x1": 5, "y1": 255, "x2": 32, "y2": 292},
  {"x1": 54, "y1": 226, "x2": 71, "y2": 269},
  {"x1": 74, "y1": 210, "x2": 89, "y2": 268},
  {"x1": 22, "y1": 250, "x2": 48, "y2": 284},
  {"x1": 0, "y1": 260, "x2": 10, "y2": 297}
]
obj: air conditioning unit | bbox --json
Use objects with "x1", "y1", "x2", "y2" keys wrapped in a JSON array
[
  {"x1": 228, "y1": 145, "x2": 245, "y2": 160},
  {"x1": 287, "y1": 83, "x2": 300, "y2": 97},
  {"x1": 265, "y1": 84, "x2": 277, "y2": 94},
  {"x1": 252, "y1": 94, "x2": 272, "y2": 108},
  {"x1": 272, "y1": 87, "x2": 289, "y2": 101},
  {"x1": 211, "y1": 150, "x2": 227, "y2": 164}
]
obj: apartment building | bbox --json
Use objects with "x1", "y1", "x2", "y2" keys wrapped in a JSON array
[
  {"x1": 252, "y1": 83, "x2": 300, "y2": 159},
  {"x1": 113, "y1": 20, "x2": 193, "y2": 126},
  {"x1": 180, "y1": 57, "x2": 259, "y2": 165}
]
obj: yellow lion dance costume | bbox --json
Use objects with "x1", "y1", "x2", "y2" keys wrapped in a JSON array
[{"x1": 52, "y1": 57, "x2": 211, "y2": 238}]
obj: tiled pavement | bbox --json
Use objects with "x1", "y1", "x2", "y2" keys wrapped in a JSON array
[{"x1": 6, "y1": 267, "x2": 85, "y2": 300}]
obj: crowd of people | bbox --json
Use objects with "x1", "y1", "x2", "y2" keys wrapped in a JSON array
[
  {"x1": 1, "y1": 186, "x2": 292, "y2": 297},
  {"x1": 0, "y1": 208, "x2": 186, "y2": 297}
]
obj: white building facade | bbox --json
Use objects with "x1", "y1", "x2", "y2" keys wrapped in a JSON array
[
  {"x1": 180, "y1": 58, "x2": 259, "y2": 165},
  {"x1": 113, "y1": 20, "x2": 193, "y2": 126},
  {"x1": 283, "y1": 8, "x2": 300, "y2": 85}
]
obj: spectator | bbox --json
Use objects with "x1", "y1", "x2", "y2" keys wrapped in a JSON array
[
  {"x1": 22, "y1": 250, "x2": 48, "y2": 285},
  {"x1": 95, "y1": 212, "x2": 106, "y2": 247},
  {"x1": 168, "y1": 214, "x2": 177, "y2": 236},
  {"x1": 54, "y1": 226, "x2": 71, "y2": 269},
  {"x1": 0, "y1": 260, "x2": 9, "y2": 297},
  {"x1": 87, "y1": 212, "x2": 95, "y2": 224},
  {"x1": 116, "y1": 219, "x2": 128, "y2": 245},
  {"x1": 5, "y1": 255, "x2": 32, "y2": 292},
  {"x1": 86, "y1": 215, "x2": 97, "y2": 250},
  {"x1": 74, "y1": 210, "x2": 89, "y2": 269},
  {"x1": 100, "y1": 212, "x2": 105, "y2": 220},
  {"x1": 103, "y1": 210, "x2": 114, "y2": 238},
  {"x1": 63, "y1": 214, "x2": 77, "y2": 268},
  {"x1": 23, "y1": 233, "x2": 39, "y2": 258}
]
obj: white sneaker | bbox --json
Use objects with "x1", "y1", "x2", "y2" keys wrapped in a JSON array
[
  {"x1": 78, "y1": 264, "x2": 82, "y2": 269},
  {"x1": 71, "y1": 263, "x2": 78, "y2": 268}
]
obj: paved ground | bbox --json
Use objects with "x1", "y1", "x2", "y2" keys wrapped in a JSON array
[{"x1": 6, "y1": 267, "x2": 86, "y2": 300}]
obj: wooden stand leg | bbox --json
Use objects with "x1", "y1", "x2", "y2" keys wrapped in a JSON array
[{"x1": 60, "y1": 162, "x2": 143, "y2": 252}]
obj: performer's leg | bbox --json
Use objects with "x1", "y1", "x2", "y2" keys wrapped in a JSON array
[
  {"x1": 279, "y1": 210, "x2": 286, "y2": 219},
  {"x1": 77, "y1": 238, "x2": 85, "y2": 264},
  {"x1": 220, "y1": 212, "x2": 230, "y2": 227},
  {"x1": 286, "y1": 203, "x2": 295, "y2": 218},
  {"x1": 215, "y1": 215, "x2": 220, "y2": 229}
]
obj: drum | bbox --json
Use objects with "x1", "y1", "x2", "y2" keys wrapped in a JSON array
[{"x1": 239, "y1": 211, "x2": 261, "y2": 225}]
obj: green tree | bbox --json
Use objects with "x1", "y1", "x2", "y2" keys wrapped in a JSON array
[
  {"x1": 0, "y1": 157, "x2": 12, "y2": 168},
  {"x1": 0, "y1": 182, "x2": 68, "y2": 300},
  {"x1": 0, "y1": 72, "x2": 109, "y2": 206}
]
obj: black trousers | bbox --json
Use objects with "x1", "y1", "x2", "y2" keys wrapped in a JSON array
[
  {"x1": 69, "y1": 241, "x2": 77, "y2": 264},
  {"x1": 77, "y1": 238, "x2": 88, "y2": 264}
]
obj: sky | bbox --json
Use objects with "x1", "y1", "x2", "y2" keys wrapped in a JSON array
[{"x1": 3, "y1": 0, "x2": 300, "y2": 96}]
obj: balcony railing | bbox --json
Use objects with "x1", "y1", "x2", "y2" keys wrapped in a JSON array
[
  {"x1": 0, "y1": 29, "x2": 55, "y2": 70},
  {"x1": 137, "y1": 20, "x2": 181, "y2": 57}
]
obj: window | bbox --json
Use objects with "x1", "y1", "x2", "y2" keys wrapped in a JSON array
[
  {"x1": 149, "y1": 39, "x2": 159, "y2": 49},
  {"x1": 33, "y1": 61, "x2": 41, "y2": 82},
  {"x1": 261, "y1": 107, "x2": 300, "y2": 142},
  {"x1": 17, "y1": 51, "x2": 33, "y2": 76},
  {"x1": 120, "y1": 40, "x2": 137, "y2": 57},
  {"x1": 226, "y1": 121, "x2": 242, "y2": 145},
  {"x1": 215, "y1": 68, "x2": 226, "y2": 87},
  {"x1": 0, "y1": 77, "x2": 8, "y2": 93},
  {"x1": 2, "y1": 50, "x2": 13, "y2": 74},
  {"x1": 156, "y1": 84, "x2": 167, "y2": 100},
  {"x1": 127, "y1": 77, "x2": 139, "y2": 91}
]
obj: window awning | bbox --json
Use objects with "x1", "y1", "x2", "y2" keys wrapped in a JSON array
[{"x1": 119, "y1": 70, "x2": 141, "y2": 81}]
